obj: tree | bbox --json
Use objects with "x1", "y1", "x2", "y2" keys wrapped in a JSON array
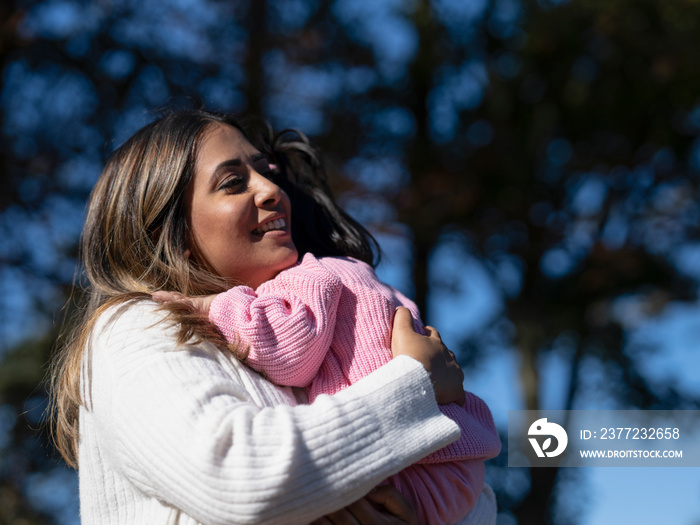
[{"x1": 2, "y1": 0, "x2": 700, "y2": 523}]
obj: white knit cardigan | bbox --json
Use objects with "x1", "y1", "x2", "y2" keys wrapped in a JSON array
[{"x1": 77, "y1": 301, "x2": 496, "y2": 524}]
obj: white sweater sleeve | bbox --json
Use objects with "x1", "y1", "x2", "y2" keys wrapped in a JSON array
[{"x1": 83, "y1": 302, "x2": 460, "y2": 525}]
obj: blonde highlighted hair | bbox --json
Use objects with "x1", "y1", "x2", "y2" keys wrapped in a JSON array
[
  {"x1": 49, "y1": 109, "x2": 380, "y2": 468},
  {"x1": 49, "y1": 110, "x2": 247, "y2": 467}
]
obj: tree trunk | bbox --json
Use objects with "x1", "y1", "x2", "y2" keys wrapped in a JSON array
[{"x1": 244, "y1": 0, "x2": 267, "y2": 116}]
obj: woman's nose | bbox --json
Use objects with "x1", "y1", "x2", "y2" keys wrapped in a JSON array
[{"x1": 252, "y1": 172, "x2": 282, "y2": 207}]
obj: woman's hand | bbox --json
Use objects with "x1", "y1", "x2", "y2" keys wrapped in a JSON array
[
  {"x1": 310, "y1": 485, "x2": 418, "y2": 525},
  {"x1": 390, "y1": 307, "x2": 466, "y2": 407}
]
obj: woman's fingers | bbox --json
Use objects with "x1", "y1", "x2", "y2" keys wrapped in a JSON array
[
  {"x1": 309, "y1": 519, "x2": 333, "y2": 525},
  {"x1": 390, "y1": 307, "x2": 416, "y2": 357},
  {"x1": 365, "y1": 485, "x2": 418, "y2": 525},
  {"x1": 312, "y1": 491, "x2": 417, "y2": 525},
  {"x1": 423, "y1": 324, "x2": 442, "y2": 341},
  {"x1": 391, "y1": 307, "x2": 465, "y2": 406},
  {"x1": 343, "y1": 499, "x2": 382, "y2": 523},
  {"x1": 310, "y1": 507, "x2": 361, "y2": 525}
]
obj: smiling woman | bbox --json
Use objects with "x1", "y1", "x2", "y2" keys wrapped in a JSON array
[
  {"x1": 47, "y1": 109, "x2": 476, "y2": 525},
  {"x1": 185, "y1": 123, "x2": 298, "y2": 290}
]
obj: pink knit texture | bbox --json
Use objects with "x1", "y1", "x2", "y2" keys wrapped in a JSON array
[
  {"x1": 385, "y1": 460, "x2": 484, "y2": 525},
  {"x1": 209, "y1": 253, "x2": 501, "y2": 523}
]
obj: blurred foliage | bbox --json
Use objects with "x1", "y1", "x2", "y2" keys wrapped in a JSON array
[{"x1": 1, "y1": 0, "x2": 700, "y2": 523}]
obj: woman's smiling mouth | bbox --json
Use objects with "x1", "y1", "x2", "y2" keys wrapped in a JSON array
[{"x1": 252, "y1": 217, "x2": 287, "y2": 236}]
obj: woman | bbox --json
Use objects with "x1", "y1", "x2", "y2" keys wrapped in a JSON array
[{"x1": 50, "y1": 109, "x2": 497, "y2": 524}]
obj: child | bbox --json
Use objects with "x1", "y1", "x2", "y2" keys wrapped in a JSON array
[{"x1": 155, "y1": 150, "x2": 501, "y2": 524}]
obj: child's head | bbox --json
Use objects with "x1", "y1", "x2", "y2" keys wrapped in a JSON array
[{"x1": 244, "y1": 120, "x2": 380, "y2": 268}]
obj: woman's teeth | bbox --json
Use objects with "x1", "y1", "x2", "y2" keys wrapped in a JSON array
[{"x1": 253, "y1": 218, "x2": 286, "y2": 235}]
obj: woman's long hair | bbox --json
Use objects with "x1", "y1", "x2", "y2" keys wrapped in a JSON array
[{"x1": 49, "y1": 109, "x2": 379, "y2": 468}]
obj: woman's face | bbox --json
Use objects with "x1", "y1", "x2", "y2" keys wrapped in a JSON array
[{"x1": 186, "y1": 123, "x2": 298, "y2": 288}]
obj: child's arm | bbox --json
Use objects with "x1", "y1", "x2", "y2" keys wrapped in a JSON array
[
  {"x1": 152, "y1": 291, "x2": 216, "y2": 316},
  {"x1": 156, "y1": 255, "x2": 344, "y2": 388},
  {"x1": 418, "y1": 393, "x2": 501, "y2": 464}
]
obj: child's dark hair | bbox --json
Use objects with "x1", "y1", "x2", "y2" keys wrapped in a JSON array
[{"x1": 242, "y1": 118, "x2": 381, "y2": 268}]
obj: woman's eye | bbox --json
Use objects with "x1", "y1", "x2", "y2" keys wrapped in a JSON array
[{"x1": 219, "y1": 176, "x2": 244, "y2": 191}]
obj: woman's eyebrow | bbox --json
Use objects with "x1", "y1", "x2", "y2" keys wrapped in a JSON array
[
  {"x1": 210, "y1": 153, "x2": 269, "y2": 185},
  {"x1": 207, "y1": 159, "x2": 239, "y2": 187},
  {"x1": 211, "y1": 159, "x2": 242, "y2": 180}
]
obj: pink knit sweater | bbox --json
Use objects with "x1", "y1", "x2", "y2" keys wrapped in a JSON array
[{"x1": 210, "y1": 253, "x2": 501, "y2": 524}]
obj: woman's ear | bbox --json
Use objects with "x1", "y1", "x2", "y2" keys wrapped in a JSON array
[{"x1": 184, "y1": 249, "x2": 191, "y2": 259}]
